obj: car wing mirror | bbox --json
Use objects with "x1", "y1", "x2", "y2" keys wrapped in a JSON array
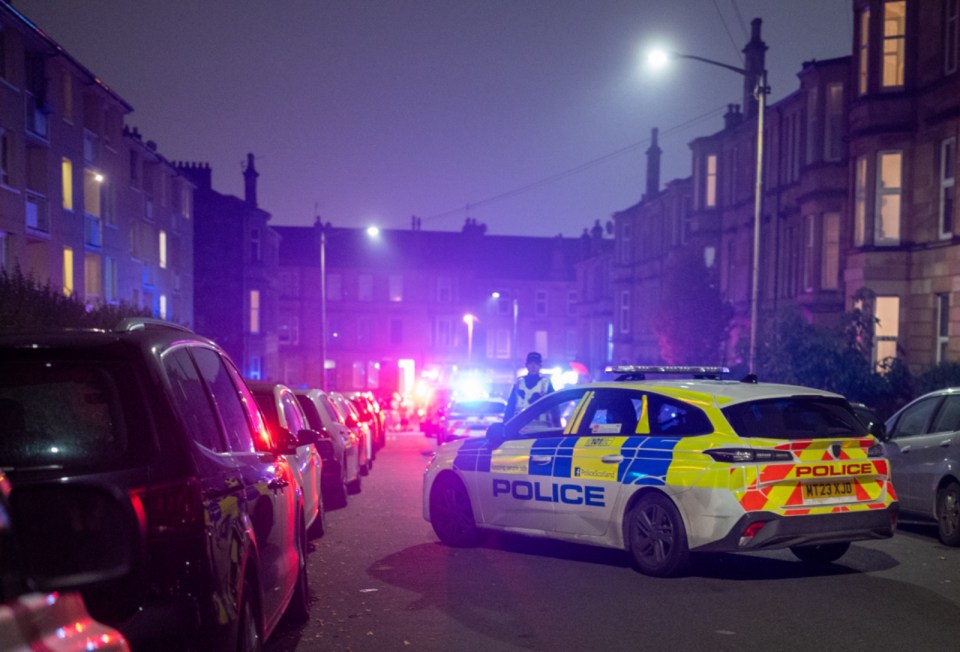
[
  {"x1": 869, "y1": 420, "x2": 888, "y2": 441},
  {"x1": 486, "y1": 422, "x2": 507, "y2": 444},
  {"x1": 296, "y1": 428, "x2": 320, "y2": 447}
]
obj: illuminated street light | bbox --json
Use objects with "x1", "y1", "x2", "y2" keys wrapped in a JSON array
[
  {"x1": 366, "y1": 225, "x2": 380, "y2": 238},
  {"x1": 647, "y1": 46, "x2": 768, "y2": 372},
  {"x1": 463, "y1": 313, "x2": 477, "y2": 362}
]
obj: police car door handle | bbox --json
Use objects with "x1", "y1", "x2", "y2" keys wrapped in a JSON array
[
  {"x1": 602, "y1": 455, "x2": 624, "y2": 464},
  {"x1": 530, "y1": 455, "x2": 552, "y2": 464}
]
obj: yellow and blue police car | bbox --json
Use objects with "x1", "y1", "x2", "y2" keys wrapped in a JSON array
[{"x1": 422, "y1": 366, "x2": 899, "y2": 577}]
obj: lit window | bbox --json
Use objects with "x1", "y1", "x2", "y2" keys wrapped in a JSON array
[
  {"x1": 62, "y1": 246, "x2": 74, "y2": 296},
  {"x1": 941, "y1": 138, "x2": 956, "y2": 239},
  {"x1": 874, "y1": 295, "x2": 900, "y2": 367},
  {"x1": 83, "y1": 169, "x2": 103, "y2": 217},
  {"x1": 876, "y1": 151, "x2": 902, "y2": 245},
  {"x1": 159, "y1": 294, "x2": 167, "y2": 320},
  {"x1": 855, "y1": 156, "x2": 868, "y2": 245},
  {"x1": 159, "y1": 230, "x2": 167, "y2": 269},
  {"x1": 249, "y1": 289, "x2": 260, "y2": 334},
  {"x1": 705, "y1": 154, "x2": 717, "y2": 208},
  {"x1": 62, "y1": 158, "x2": 73, "y2": 210},
  {"x1": 84, "y1": 253, "x2": 102, "y2": 301},
  {"x1": 937, "y1": 293, "x2": 950, "y2": 363},
  {"x1": 882, "y1": 1, "x2": 906, "y2": 89},
  {"x1": 859, "y1": 8, "x2": 871, "y2": 95},
  {"x1": 821, "y1": 213, "x2": 840, "y2": 290}
]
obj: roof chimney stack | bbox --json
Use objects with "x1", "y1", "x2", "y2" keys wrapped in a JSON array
[{"x1": 243, "y1": 153, "x2": 259, "y2": 207}]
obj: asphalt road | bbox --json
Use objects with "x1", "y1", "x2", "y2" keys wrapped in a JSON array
[{"x1": 265, "y1": 431, "x2": 960, "y2": 652}]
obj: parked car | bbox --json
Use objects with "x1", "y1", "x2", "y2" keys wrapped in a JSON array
[
  {"x1": 295, "y1": 388, "x2": 363, "y2": 508},
  {"x1": 882, "y1": 388, "x2": 960, "y2": 545},
  {"x1": 330, "y1": 392, "x2": 372, "y2": 475},
  {"x1": 437, "y1": 398, "x2": 507, "y2": 444},
  {"x1": 0, "y1": 471, "x2": 135, "y2": 651},
  {"x1": 0, "y1": 318, "x2": 310, "y2": 650},
  {"x1": 419, "y1": 387, "x2": 452, "y2": 438},
  {"x1": 348, "y1": 391, "x2": 386, "y2": 451},
  {"x1": 248, "y1": 382, "x2": 327, "y2": 537}
]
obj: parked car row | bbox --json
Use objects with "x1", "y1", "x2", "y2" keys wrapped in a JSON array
[{"x1": 0, "y1": 319, "x2": 386, "y2": 651}]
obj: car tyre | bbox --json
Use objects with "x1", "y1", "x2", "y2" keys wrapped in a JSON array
[
  {"x1": 789, "y1": 542, "x2": 850, "y2": 563},
  {"x1": 308, "y1": 504, "x2": 326, "y2": 539},
  {"x1": 286, "y1": 513, "x2": 311, "y2": 624},
  {"x1": 347, "y1": 475, "x2": 362, "y2": 495},
  {"x1": 429, "y1": 474, "x2": 480, "y2": 547},
  {"x1": 626, "y1": 493, "x2": 689, "y2": 577},
  {"x1": 936, "y1": 481, "x2": 960, "y2": 546},
  {"x1": 236, "y1": 578, "x2": 263, "y2": 652},
  {"x1": 327, "y1": 461, "x2": 349, "y2": 509}
]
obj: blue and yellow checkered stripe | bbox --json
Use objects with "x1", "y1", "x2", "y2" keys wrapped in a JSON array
[{"x1": 453, "y1": 436, "x2": 681, "y2": 486}]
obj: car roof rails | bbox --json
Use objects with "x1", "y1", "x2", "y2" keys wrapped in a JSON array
[
  {"x1": 116, "y1": 317, "x2": 194, "y2": 334},
  {"x1": 604, "y1": 365, "x2": 730, "y2": 381}
]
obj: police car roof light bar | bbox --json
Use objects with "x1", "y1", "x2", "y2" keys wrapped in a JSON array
[{"x1": 605, "y1": 365, "x2": 730, "y2": 382}]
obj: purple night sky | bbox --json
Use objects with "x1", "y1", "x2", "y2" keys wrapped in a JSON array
[{"x1": 14, "y1": 1, "x2": 851, "y2": 237}]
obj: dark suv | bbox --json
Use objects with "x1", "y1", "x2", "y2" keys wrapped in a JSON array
[{"x1": 0, "y1": 318, "x2": 310, "y2": 651}]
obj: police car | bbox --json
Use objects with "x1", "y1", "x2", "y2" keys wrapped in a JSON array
[{"x1": 422, "y1": 366, "x2": 899, "y2": 577}]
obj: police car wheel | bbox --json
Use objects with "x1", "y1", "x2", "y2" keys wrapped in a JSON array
[
  {"x1": 789, "y1": 542, "x2": 850, "y2": 563},
  {"x1": 430, "y1": 475, "x2": 479, "y2": 547},
  {"x1": 936, "y1": 481, "x2": 960, "y2": 546},
  {"x1": 627, "y1": 493, "x2": 689, "y2": 577}
]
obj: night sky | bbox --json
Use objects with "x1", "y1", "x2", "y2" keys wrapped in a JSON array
[{"x1": 14, "y1": 1, "x2": 852, "y2": 237}]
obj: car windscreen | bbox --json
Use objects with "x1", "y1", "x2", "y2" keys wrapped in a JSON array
[
  {"x1": 722, "y1": 396, "x2": 868, "y2": 439},
  {"x1": 0, "y1": 360, "x2": 139, "y2": 471},
  {"x1": 449, "y1": 401, "x2": 506, "y2": 417}
]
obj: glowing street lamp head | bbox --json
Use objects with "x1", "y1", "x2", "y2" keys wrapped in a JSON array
[
  {"x1": 647, "y1": 48, "x2": 672, "y2": 71},
  {"x1": 491, "y1": 291, "x2": 501, "y2": 299},
  {"x1": 365, "y1": 225, "x2": 380, "y2": 238},
  {"x1": 463, "y1": 313, "x2": 477, "y2": 326}
]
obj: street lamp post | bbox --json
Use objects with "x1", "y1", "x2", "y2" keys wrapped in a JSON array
[
  {"x1": 648, "y1": 49, "x2": 768, "y2": 372},
  {"x1": 463, "y1": 313, "x2": 477, "y2": 363},
  {"x1": 319, "y1": 226, "x2": 327, "y2": 390}
]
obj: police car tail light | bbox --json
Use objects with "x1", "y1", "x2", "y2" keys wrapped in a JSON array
[
  {"x1": 867, "y1": 443, "x2": 884, "y2": 458},
  {"x1": 705, "y1": 448, "x2": 793, "y2": 463}
]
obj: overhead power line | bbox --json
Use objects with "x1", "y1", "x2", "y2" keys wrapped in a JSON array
[{"x1": 422, "y1": 104, "x2": 729, "y2": 225}]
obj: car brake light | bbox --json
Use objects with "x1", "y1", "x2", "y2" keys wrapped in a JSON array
[
  {"x1": 705, "y1": 448, "x2": 793, "y2": 463},
  {"x1": 131, "y1": 478, "x2": 204, "y2": 534},
  {"x1": 867, "y1": 443, "x2": 884, "y2": 458}
]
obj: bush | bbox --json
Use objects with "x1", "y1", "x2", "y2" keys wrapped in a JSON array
[{"x1": 0, "y1": 267, "x2": 151, "y2": 333}]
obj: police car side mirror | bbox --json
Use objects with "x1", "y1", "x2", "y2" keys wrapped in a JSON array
[
  {"x1": 869, "y1": 420, "x2": 888, "y2": 441},
  {"x1": 486, "y1": 422, "x2": 506, "y2": 443}
]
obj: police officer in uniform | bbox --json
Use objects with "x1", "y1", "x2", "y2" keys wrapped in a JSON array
[{"x1": 504, "y1": 351, "x2": 555, "y2": 421}]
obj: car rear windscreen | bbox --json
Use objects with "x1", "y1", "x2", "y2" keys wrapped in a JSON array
[
  {"x1": 450, "y1": 401, "x2": 506, "y2": 417},
  {"x1": 0, "y1": 361, "x2": 136, "y2": 470},
  {"x1": 722, "y1": 396, "x2": 868, "y2": 440}
]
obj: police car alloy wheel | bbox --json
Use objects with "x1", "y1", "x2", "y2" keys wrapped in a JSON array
[
  {"x1": 430, "y1": 474, "x2": 480, "y2": 547},
  {"x1": 627, "y1": 493, "x2": 690, "y2": 577},
  {"x1": 937, "y1": 481, "x2": 960, "y2": 546}
]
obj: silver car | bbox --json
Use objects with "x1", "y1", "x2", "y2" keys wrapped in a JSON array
[{"x1": 882, "y1": 388, "x2": 960, "y2": 546}]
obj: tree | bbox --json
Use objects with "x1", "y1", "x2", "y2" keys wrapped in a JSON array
[
  {"x1": 0, "y1": 267, "x2": 150, "y2": 333},
  {"x1": 653, "y1": 247, "x2": 732, "y2": 365}
]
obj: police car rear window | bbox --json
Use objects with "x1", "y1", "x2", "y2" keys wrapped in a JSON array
[{"x1": 722, "y1": 396, "x2": 867, "y2": 439}]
